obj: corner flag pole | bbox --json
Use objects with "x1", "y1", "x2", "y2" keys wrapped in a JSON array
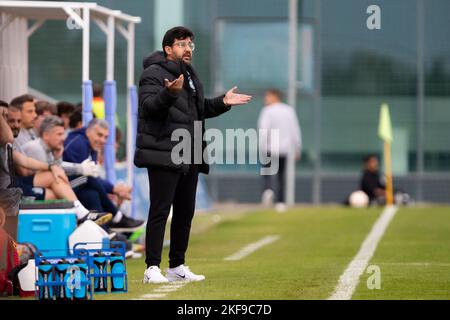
[
  {"x1": 383, "y1": 140, "x2": 394, "y2": 205},
  {"x1": 378, "y1": 103, "x2": 394, "y2": 205}
]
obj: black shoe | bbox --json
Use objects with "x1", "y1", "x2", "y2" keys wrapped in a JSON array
[
  {"x1": 108, "y1": 215, "x2": 146, "y2": 233},
  {"x1": 78, "y1": 211, "x2": 113, "y2": 226}
]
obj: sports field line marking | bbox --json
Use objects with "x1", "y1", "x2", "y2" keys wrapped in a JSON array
[
  {"x1": 159, "y1": 284, "x2": 185, "y2": 289},
  {"x1": 153, "y1": 287, "x2": 184, "y2": 293},
  {"x1": 139, "y1": 282, "x2": 188, "y2": 300},
  {"x1": 328, "y1": 205, "x2": 398, "y2": 300},
  {"x1": 153, "y1": 283, "x2": 186, "y2": 293},
  {"x1": 224, "y1": 235, "x2": 280, "y2": 261},
  {"x1": 377, "y1": 262, "x2": 450, "y2": 267},
  {"x1": 141, "y1": 293, "x2": 167, "y2": 299}
]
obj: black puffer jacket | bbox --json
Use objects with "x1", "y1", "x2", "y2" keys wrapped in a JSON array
[{"x1": 134, "y1": 51, "x2": 231, "y2": 174}]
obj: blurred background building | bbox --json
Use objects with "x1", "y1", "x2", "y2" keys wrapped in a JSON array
[{"x1": 12, "y1": 0, "x2": 450, "y2": 203}]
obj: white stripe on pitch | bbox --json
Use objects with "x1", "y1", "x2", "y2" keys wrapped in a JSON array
[
  {"x1": 328, "y1": 205, "x2": 398, "y2": 300},
  {"x1": 141, "y1": 293, "x2": 167, "y2": 299},
  {"x1": 140, "y1": 282, "x2": 187, "y2": 300},
  {"x1": 153, "y1": 287, "x2": 182, "y2": 293},
  {"x1": 224, "y1": 235, "x2": 280, "y2": 261},
  {"x1": 158, "y1": 284, "x2": 185, "y2": 289}
]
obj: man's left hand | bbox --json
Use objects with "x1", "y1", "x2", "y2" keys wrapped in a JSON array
[
  {"x1": 113, "y1": 183, "x2": 132, "y2": 200},
  {"x1": 223, "y1": 87, "x2": 252, "y2": 106}
]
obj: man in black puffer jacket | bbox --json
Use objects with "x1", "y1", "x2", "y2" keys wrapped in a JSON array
[{"x1": 136, "y1": 26, "x2": 252, "y2": 283}]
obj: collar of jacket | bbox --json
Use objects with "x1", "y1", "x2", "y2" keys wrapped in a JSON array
[{"x1": 143, "y1": 51, "x2": 200, "y2": 78}]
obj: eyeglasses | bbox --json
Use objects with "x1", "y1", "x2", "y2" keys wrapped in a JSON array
[{"x1": 173, "y1": 41, "x2": 195, "y2": 51}]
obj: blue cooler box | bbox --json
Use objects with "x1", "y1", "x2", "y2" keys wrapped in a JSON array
[{"x1": 18, "y1": 202, "x2": 77, "y2": 256}]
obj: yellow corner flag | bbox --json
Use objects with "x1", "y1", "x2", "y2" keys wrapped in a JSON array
[
  {"x1": 378, "y1": 103, "x2": 393, "y2": 143},
  {"x1": 378, "y1": 103, "x2": 394, "y2": 206}
]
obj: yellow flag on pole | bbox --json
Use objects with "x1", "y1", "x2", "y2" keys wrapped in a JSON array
[
  {"x1": 378, "y1": 103, "x2": 393, "y2": 143},
  {"x1": 378, "y1": 103, "x2": 394, "y2": 205}
]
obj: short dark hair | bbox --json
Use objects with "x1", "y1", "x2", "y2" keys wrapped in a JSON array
[
  {"x1": 265, "y1": 88, "x2": 284, "y2": 101},
  {"x1": 10, "y1": 94, "x2": 34, "y2": 110},
  {"x1": 69, "y1": 109, "x2": 82, "y2": 129},
  {"x1": 363, "y1": 154, "x2": 378, "y2": 163},
  {"x1": 162, "y1": 26, "x2": 194, "y2": 57},
  {"x1": 93, "y1": 84, "x2": 103, "y2": 98},
  {"x1": 56, "y1": 101, "x2": 75, "y2": 117},
  {"x1": 0, "y1": 100, "x2": 8, "y2": 108},
  {"x1": 35, "y1": 100, "x2": 56, "y2": 116}
]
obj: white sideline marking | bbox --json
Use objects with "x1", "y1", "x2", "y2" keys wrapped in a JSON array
[
  {"x1": 159, "y1": 284, "x2": 185, "y2": 289},
  {"x1": 224, "y1": 235, "x2": 280, "y2": 261},
  {"x1": 328, "y1": 206, "x2": 398, "y2": 300},
  {"x1": 378, "y1": 262, "x2": 450, "y2": 267},
  {"x1": 141, "y1": 293, "x2": 167, "y2": 299},
  {"x1": 153, "y1": 287, "x2": 181, "y2": 293},
  {"x1": 140, "y1": 282, "x2": 187, "y2": 300}
]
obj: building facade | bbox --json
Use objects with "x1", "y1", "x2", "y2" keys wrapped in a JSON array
[{"x1": 23, "y1": 0, "x2": 450, "y2": 203}]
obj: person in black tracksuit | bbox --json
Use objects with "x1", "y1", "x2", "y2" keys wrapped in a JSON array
[
  {"x1": 360, "y1": 154, "x2": 387, "y2": 205},
  {"x1": 359, "y1": 154, "x2": 410, "y2": 206},
  {"x1": 135, "y1": 27, "x2": 252, "y2": 282}
]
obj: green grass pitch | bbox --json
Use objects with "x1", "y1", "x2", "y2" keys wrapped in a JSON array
[{"x1": 93, "y1": 205, "x2": 450, "y2": 300}]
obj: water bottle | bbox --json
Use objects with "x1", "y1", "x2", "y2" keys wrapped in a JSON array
[
  {"x1": 72, "y1": 258, "x2": 88, "y2": 300},
  {"x1": 93, "y1": 251, "x2": 108, "y2": 293},
  {"x1": 55, "y1": 259, "x2": 70, "y2": 300},
  {"x1": 38, "y1": 260, "x2": 54, "y2": 300},
  {"x1": 109, "y1": 251, "x2": 125, "y2": 292}
]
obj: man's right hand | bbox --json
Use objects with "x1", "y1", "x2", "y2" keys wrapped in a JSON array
[
  {"x1": 164, "y1": 74, "x2": 184, "y2": 94},
  {"x1": 50, "y1": 165, "x2": 67, "y2": 184}
]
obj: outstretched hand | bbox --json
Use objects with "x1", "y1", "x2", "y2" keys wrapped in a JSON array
[
  {"x1": 164, "y1": 74, "x2": 184, "y2": 94},
  {"x1": 223, "y1": 87, "x2": 252, "y2": 106}
]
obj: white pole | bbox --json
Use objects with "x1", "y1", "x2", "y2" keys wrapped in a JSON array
[
  {"x1": 127, "y1": 23, "x2": 135, "y2": 88},
  {"x1": 126, "y1": 22, "x2": 135, "y2": 188},
  {"x1": 286, "y1": 0, "x2": 298, "y2": 206},
  {"x1": 106, "y1": 15, "x2": 115, "y2": 81},
  {"x1": 82, "y1": 7, "x2": 90, "y2": 81}
]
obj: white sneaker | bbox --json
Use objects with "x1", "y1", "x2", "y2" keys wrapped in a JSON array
[
  {"x1": 143, "y1": 266, "x2": 169, "y2": 284},
  {"x1": 275, "y1": 202, "x2": 287, "y2": 213},
  {"x1": 166, "y1": 265, "x2": 205, "y2": 282},
  {"x1": 262, "y1": 189, "x2": 274, "y2": 207}
]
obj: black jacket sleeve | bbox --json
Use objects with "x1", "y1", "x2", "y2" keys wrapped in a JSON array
[
  {"x1": 139, "y1": 69, "x2": 179, "y2": 118},
  {"x1": 204, "y1": 94, "x2": 232, "y2": 119}
]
